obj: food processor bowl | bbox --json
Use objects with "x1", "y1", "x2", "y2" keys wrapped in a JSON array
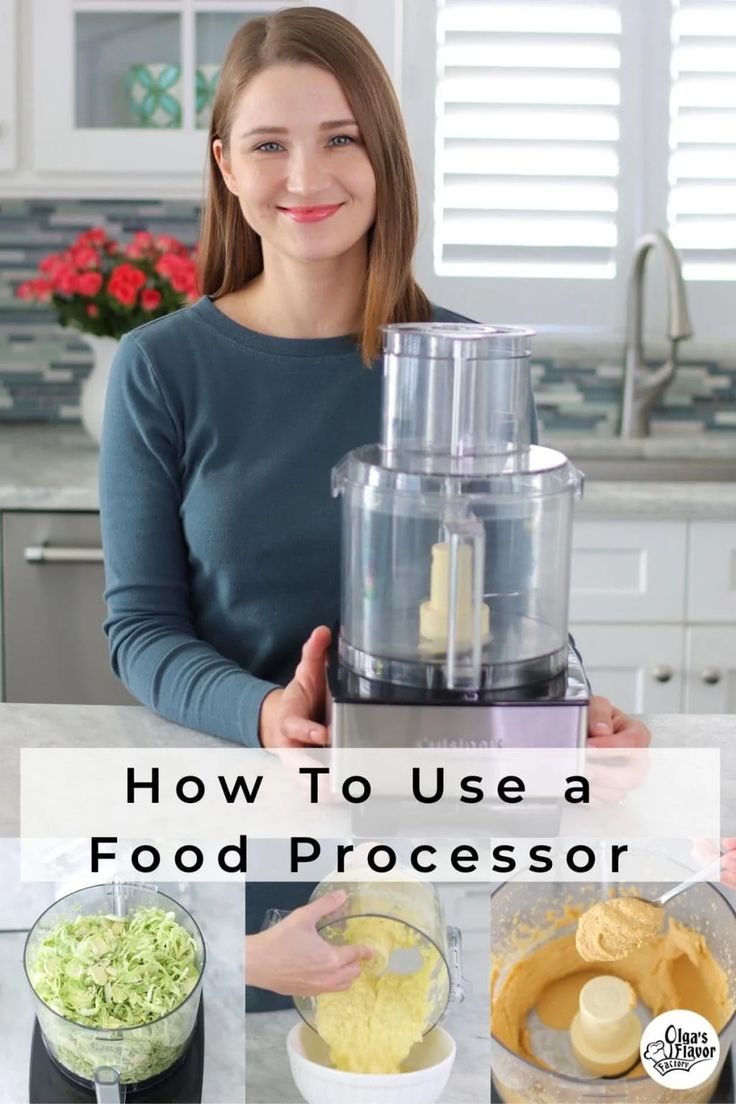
[
  {"x1": 24, "y1": 883, "x2": 205, "y2": 1096},
  {"x1": 333, "y1": 445, "x2": 581, "y2": 695},
  {"x1": 490, "y1": 868, "x2": 736, "y2": 1102},
  {"x1": 265, "y1": 877, "x2": 464, "y2": 1038}
]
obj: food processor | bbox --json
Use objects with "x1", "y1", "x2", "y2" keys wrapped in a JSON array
[
  {"x1": 490, "y1": 869, "x2": 736, "y2": 1103},
  {"x1": 24, "y1": 883, "x2": 206, "y2": 1103},
  {"x1": 329, "y1": 323, "x2": 588, "y2": 752}
]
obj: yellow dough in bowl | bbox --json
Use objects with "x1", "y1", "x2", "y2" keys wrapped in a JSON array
[{"x1": 315, "y1": 916, "x2": 440, "y2": 1074}]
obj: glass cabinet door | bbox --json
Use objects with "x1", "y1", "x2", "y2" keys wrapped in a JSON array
[
  {"x1": 196, "y1": 11, "x2": 263, "y2": 130},
  {"x1": 75, "y1": 11, "x2": 183, "y2": 130},
  {"x1": 32, "y1": 1, "x2": 301, "y2": 177}
]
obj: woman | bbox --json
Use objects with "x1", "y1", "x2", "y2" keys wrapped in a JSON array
[
  {"x1": 101, "y1": 7, "x2": 736, "y2": 1006},
  {"x1": 100, "y1": 6, "x2": 647, "y2": 754}
]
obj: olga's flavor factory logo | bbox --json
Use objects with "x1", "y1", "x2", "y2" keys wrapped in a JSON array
[{"x1": 640, "y1": 1010, "x2": 720, "y2": 1091}]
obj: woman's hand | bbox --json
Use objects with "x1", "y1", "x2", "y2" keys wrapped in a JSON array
[
  {"x1": 586, "y1": 694, "x2": 651, "y2": 748},
  {"x1": 720, "y1": 838, "x2": 736, "y2": 890},
  {"x1": 259, "y1": 626, "x2": 332, "y2": 748},
  {"x1": 245, "y1": 890, "x2": 371, "y2": 996}
]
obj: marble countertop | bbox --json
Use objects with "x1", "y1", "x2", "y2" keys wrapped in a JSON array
[
  {"x1": 0, "y1": 838, "x2": 245, "y2": 1104},
  {"x1": 544, "y1": 433, "x2": 736, "y2": 459},
  {"x1": 0, "y1": 424, "x2": 100, "y2": 510},
  {"x1": 0, "y1": 423, "x2": 735, "y2": 518},
  {"x1": 0, "y1": 703, "x2": 235, "y2": 835},
  {"x1": 575, "y1": 479, "x2": 736, "y2": 518}
]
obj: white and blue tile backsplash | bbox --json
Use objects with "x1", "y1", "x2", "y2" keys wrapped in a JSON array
[{"x1": 1, "y1": 198, "x2": 735, "y2": 433}]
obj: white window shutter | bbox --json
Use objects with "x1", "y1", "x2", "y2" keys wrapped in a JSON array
[
  {"x1": 436, "y1": 1, "x2": 623, "y2": 279},
  {"x1": 669, "y1": 0, "x2": 736, "y2": 280}
]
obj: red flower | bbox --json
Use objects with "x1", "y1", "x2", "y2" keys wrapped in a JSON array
[
  {"x1": 16, "y1": 278, "x2": 53, "y2": 302},
  {"x1": 70, "y1": 245, "x2": 101, "y2": 270},
  {"x1": 118, "y1": 263, "x2": 147, "y2": 290},
  {"x1": 77, "y1": 271, "x2": 103, "y2": 297},
  {"x1": 52, "y1": 264, "x2": 80, "y2": 296},
  {"x1": 125, "y1": 231, "x2": 157, "y2": 260},
  {"x1": 141, "y1": 288, "x2": 162, "y2": 311},
  {"x1": 155, "y1": 253, "x2": 198, "y2": 294},
  {"x1": 154, "y1": 253, "x2": 181, "y2": 278},
  {"x1": 109, "y1": 283, "x2": 137, "y2": 308},
  {"x1": 108, "y1": 263, "x2": 147, "y2": 308},
  {"x1": 39, "y1": 252, "x2": 67, "y2": 277},
  {"x1": 79, "y1": 228, "x2": 109, "y2": 246},
  {"x1": 155, "y1": 234, "x2": 188, "y2": 255},
  {"x1": 86, "y1": 303, "x2": 100, "y2": 318}
]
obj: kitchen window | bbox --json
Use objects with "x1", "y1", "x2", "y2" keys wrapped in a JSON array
[{"x1": 401, "y1": 0, "x2": 736, "y2": 340}]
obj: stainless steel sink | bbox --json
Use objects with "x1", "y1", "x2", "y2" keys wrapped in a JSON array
[{"x1": 573, "y1": 458, "x2": 736, "y2": 482}]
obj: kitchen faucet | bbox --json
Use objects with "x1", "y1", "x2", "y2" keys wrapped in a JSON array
[{"x1": 620, "y1": 230, "x2": 693, "y2": 437}]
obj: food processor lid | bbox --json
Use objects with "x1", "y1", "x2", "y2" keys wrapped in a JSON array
[
  {"x1": 333, "y1": 443, "x2": 583, "y2": 498},
  {"x1": 380, "y1": 322, "x2": 535, "y2": 360}
]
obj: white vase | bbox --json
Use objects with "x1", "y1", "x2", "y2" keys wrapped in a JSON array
[{"x1": 81, "y1": 335, "x2": 119, "y2": 445}]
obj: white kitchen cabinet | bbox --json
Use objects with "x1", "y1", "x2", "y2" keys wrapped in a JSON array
[
  {"x1": 0, "y1": 0, "x2": 18, "y2": 171},
  {"x1": 31, "y1": 0, "x2": 292, "y2": 175},
  {"x1": 687, "y1": 521, "x2": 736, "y2": 623},
  {"x1": 569, "y1": 623, "x2": 684, "y2": 713},
  {"x1": 571, "y1": 518, "x2": 736, "y2": 714},
  {"x1": 569, "y1": 520, "x2": 687, "y2": 624},
  {"x1": 2, "y1": 0, "x2": 397, "y2": 196},
  {"x1": 684, "y1": 626, "x2": 736, "y2": 714}
]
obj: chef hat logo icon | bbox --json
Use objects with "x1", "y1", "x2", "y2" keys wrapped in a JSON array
[{"x1": 640, "y1": 1011, "x2": 720, "y2": 1091}]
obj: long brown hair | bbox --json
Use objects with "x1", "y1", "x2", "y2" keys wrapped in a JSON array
[{"x1": 197, "y1": 5, "x2": 431, "y2": 364}]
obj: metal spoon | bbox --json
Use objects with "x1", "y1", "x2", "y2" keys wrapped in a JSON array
[{"x1": 640, "y1": 854, "x2": 724, "y2": 908}]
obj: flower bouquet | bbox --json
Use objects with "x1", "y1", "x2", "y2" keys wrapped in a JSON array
[
  {"x1": 16, "y1": 228, "x2": 199, "y2": 442},
  {"x1": 16, "y1": 227, "x2": 199, "y2": 340}
]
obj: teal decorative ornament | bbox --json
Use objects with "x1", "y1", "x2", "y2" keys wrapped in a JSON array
[
  {"x1": 196, "y1": 65, "x2": 220, "y2": 128},
  {"x1": 127, "y1": 63, "x2": 182, "y2": 128}
]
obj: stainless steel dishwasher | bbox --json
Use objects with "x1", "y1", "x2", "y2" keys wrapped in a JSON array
[{"x1": 1, "y1": 510, "x2": 135, "y2": 704}]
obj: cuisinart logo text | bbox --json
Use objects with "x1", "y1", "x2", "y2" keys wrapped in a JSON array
[{"x1": 640, "y1": 1010, "x2": 720, "y2": 1091}]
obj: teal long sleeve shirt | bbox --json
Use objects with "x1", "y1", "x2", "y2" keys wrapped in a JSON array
[{"x1": 100, "y1": 296, "x2": 540, "y2": 746}]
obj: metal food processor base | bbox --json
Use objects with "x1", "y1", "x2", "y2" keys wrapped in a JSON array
[
  {"x1": 328, "y1": 650, "x2": 589, "y2": 751},
  {"x1": 328, "y1": 653, "x2": 588, "y2": 835},
  {"x1": 490, "y1": 1052, "x2": 736, "y2": 1102},
  {"x1": 29, "y1": 1003, "x2": 205, "y2": 1103}
]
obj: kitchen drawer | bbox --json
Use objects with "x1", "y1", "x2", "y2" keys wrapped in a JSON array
[
  {"x1": 687, "y1": 521, "x2": 736, "y2": 623},
  {"x1": 1, "y1": 510, "x2": 135, "y2": 705},
  {"x1": 570, "y1": 520, "x2": 687, "y2": 623}
]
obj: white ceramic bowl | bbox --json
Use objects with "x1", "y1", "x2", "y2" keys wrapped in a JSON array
[{"x1": 286, "y1": 1022, "x2": 456, "y2": 1104}]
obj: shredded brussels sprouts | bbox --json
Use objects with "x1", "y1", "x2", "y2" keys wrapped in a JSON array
[{"x1": 28, "y1": 906, "x2": 201, "y2": 1083}]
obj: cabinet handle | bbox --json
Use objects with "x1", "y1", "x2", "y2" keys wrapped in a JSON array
[
  {"x1": 24, "y1": 545, "x2": 104, "y2": 564},
  {"x1": 652, "y1": 664, "x2": 674, "y2": 683},
  {"x1": 700, "y1": 667, "x2": 722, "y2": 686}
]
